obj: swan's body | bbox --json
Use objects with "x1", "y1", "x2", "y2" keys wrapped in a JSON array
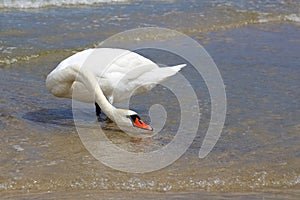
[{"x1": 46, "y1": 48, "x2": 186, "y2": 135}]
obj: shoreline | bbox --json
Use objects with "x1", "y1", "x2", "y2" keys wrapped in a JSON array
[{"x1": 2, "y1": 189, "x2": 300, "y2": 200}]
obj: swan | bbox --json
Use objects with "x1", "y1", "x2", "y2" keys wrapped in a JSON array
[{"x1": 46, "y1": 48, "x2": 186, "y2": 135}]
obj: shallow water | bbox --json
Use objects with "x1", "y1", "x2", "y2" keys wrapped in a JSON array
[{"x1": 0, "y1": 0, "x2": 299, "y2": 198}]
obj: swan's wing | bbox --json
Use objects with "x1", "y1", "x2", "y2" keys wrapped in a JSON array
[
  {"x1": 100, "y1": 50, "x2": 156, "y2": 75},
  {"x1": 109, "y1": 63, "x2": 186, "y2": 103},
  {"x1": 98, "y1": 50, "x2": 159, "y2": 102},
  {"x1": 50, "y1": 48, "x2": 155, "y2": 78},
  {"x1": 47, "y1": 48, "x2": 185, "y2": 104}
]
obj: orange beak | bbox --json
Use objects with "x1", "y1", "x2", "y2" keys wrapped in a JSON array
[{"x1": 133, "y1": 117, "x2": 153, "y2": 131}]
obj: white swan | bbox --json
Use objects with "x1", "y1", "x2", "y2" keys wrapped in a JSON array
[{"x1": 46, "y1": 48, "x2": 186, "y2": 134}]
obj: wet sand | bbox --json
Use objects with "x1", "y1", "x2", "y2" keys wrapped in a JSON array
[{"x1": 1, "y1": 189, "x2": 300, "y2": 200}]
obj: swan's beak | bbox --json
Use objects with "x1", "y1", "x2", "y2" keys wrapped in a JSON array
[
  {"x1": 127, "y1": 115, "x2": 153, "y2": 131},
  {"x1": 133, "y1": 117, "x2": 153, "y2": 131}
]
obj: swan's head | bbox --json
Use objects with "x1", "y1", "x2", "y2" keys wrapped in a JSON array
[{"x1": 113, "y1": 109, "x2": 153, "y2": 135}]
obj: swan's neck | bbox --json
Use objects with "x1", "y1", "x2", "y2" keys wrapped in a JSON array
[
  {"x1": 93, "y1": 82, "x2": 116, "y2": 120},
  {"x1": 74, "y1": 67, "x2": 117, "y2": 120}
]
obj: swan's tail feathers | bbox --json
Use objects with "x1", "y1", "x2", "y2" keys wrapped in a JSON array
[
  {"x1": 143, "y1": 63, "x2": 187, "y2": 83},
  {"x1": 130, "y1": 63, "x2": 187, "y2": 94},
  {"x1": 170, "y1": 64, "x2": 187, "y2": 72}
]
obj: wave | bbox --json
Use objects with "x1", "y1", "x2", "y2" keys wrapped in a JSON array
[
  {"x1": 0, "y1": 54, "x2": 39, "y2": 66},
  {"x1": 0, "y1": 49, "x2": 76, "y2": 67},
  {"x1": 0, "y1": 0, "x2": 128, "y2": 9},
  {"x1": 258, "y1": 13, "x2": 300, "y2": 24},
  {"x1": 284, "y1": 14, "x2": 300, "y2": 23},
  {"x1": 168, "y1": 7, "x2": 300, "y2": 36}
]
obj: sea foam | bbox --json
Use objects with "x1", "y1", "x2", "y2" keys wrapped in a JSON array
[
  {"x1": 285, "y1": 14, "x2": 300, "y2": 23},
  {"x1": 0, "y1": 0, "x2": 128, "y2": 9}
]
